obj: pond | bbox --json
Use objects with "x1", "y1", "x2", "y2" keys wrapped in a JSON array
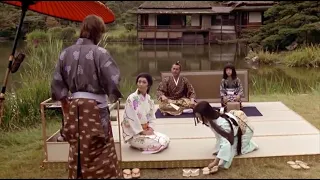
[{"x1": 0, "y1": 41, "x2": 319, "y2": 95}]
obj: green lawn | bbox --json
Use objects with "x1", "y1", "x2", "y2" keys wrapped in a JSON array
[{"x1": 0, "y1": 93, "x2": 319, "y2": 179}]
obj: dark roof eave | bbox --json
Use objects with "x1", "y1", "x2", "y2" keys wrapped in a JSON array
[{"x1": 233, "y1": 6, "x2": 273, "y2": 11}]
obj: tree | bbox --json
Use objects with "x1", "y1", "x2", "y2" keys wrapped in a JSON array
[{"x1": 250, "y1": 1, "x2": 320, "y2": 51}]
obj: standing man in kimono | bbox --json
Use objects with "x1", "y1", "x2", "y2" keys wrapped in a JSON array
[
  {"x1": 51, "y1": 15, "x2": 122, "y2": 179},
  {"x1": 156, "y1": 61, "x2": 196, "y2": 116}
]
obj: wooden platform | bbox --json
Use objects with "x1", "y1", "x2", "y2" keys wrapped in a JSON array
[
  {"x1": 43, "y1": 102, "x2": 320, "y2": 169},
  {"x1": 112, "y1": 102, "x2": 320, "y2": 168}
]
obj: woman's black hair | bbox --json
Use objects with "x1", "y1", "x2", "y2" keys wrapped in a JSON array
[
  {"x1": 136, "y1": 72, "x2": 153, "y2": 94},
  {"x1": 193, "y1": 101, "x2": 243, "y2": 155},
  {"x1": 193, "y1": 101, "x2": 220, "y2": 122},
  {"x1": 223, "y1": 63, "x2": 237, "y2": 80}
]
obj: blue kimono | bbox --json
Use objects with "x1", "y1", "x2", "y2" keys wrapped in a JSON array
[{"x1": 210, "y1": 112, "x2": 258, "y2": 169}]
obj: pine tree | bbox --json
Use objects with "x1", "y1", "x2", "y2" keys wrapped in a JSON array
[{"x1": 250, "y1": 1, "x2": 320, "y2": 51}]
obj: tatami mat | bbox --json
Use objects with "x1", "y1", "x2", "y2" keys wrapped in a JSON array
[
  {"x1": 110, "y1": 101, "x2": 320, "y2": 166},
  {"x1": 120, "y1": 134, "x2": 320, "y2": 161},
  {"x1": 111, "y1": 120, "x2": 319, "y2": 141}
]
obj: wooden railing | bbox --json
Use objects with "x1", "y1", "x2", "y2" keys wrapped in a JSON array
[
  {"x1": 211, "y1": 19, "x2": 235, "y2": 26},
  {"x1": 138, "y1": 25, "x2": 202, "y2": 30}
]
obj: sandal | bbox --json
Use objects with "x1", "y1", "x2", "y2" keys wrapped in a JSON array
[
  {"x1": 209, "y1": 166, "x2": 219, "y2": 174},
  {"x1": 123, "y1": 169, "x2": 132, "y2": 179},
  {"x1": 208, "y1": 160, "x2": 217, "y2": 169},
  {"x1": 190, "y1": 169, "x2": 200, "y2": 177},
  {"x1": 202, "y1": 167, "x2": 210, "y2": 175},
  {"x1": 131, "y1": 168, "x2": 141, "y2": 178},
  {"x1": 182, "y1": 169, "x2": 191, "y2": 177},
  {"x1": 202, "y1": 166, "x2": 219, "y2": 175},
  {"x1": 287, "y1": 161, "x2": 301, "y2": 170},
  {"x1": 295, "y1": 160, "x2": 310, "y2": 170},
  {"x1": 11, "y1": 53, "x2": 25, "y2": 73}
]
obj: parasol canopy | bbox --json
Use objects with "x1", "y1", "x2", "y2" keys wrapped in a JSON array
[{"x1": 2, "y1": 1, "x2": 115, "y2": 24}]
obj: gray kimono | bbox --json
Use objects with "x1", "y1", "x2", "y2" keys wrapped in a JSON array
[
  {"x1": 51, "y1": 38, "x2": 122, "y2": 135},
  {"x1": 51, "y1": 38, "x2": 122, "y2": 102}
]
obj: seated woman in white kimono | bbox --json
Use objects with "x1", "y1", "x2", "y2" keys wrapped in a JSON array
[
  {"x1": 121, "y1": 73, "x2": 170, "y2": 154},
  {"x1": 193, "y1": 101, "x2": 258, "y2": 173}
]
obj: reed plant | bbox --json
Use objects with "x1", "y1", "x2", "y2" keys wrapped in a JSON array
[
  {"x1": 100, "y1": 25, "x2": 137, "y2": 43},
  {"x1": 247, "y1": 45, "x2": 320, "y2": 67},
  {"x1": 1, "y1": 36, "x2": 62, "y2": 131}
]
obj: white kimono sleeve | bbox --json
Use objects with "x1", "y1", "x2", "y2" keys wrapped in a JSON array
[
  {"x1": 123, "y1": 97, "x2": 144, "y2": 136},
  {"x1": 147, "y1": 98, "x2": 156, "y2": 129}
]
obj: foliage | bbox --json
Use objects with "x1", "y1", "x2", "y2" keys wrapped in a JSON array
[
  {"x1": 1, "y1": 37, "x2": 63, "y2": 131},
  {"x1": 104, "y1": 1, "x2": 142, "y2": 26},
  {"x1": 100, "y1": 25, "x2": 137, "y2": 43},
  {"x1": 247, "y1": 45, "x2": 320, "y2": 67},
  {"x1": 250, "y1": 1, "x2": 320, "y2": 51},
  {"x1": 124, "y1": 23, "x2": 135, "y2": 32},
  {"x1": 25, "y1": 30, "x2": 49, "y2": 46},
  {"x1": 47, "y1": 27, "x2": 63, "y2": 39},
  {"x1": 0, "y1": 1, "x2": 142, "y2": 40},
  {"x1": 45, "y1": 16, "x2": 60, "y2": 28},
  {"x1": 60, "y1": 27, "x2": 77, "y2": 42},
  {"x1": 25, "y1": 27, "x2": 77, "y2": 44},
  {"x1": 283, "y1": 45, "x2": 320, "y2": 67}
]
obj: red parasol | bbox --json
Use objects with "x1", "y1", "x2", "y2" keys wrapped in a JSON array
[
  {"x1": 0, "y1": 1, "x2": 115, "y2": 122},
  {"x1": 2, "y1": 1, "x2": 115, "y2": 24}
]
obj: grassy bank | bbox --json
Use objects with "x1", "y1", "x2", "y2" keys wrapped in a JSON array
[
  {"x1": 246, "y1": 45, "x2": 320, "y2": 68},
  {"x1": 0, "y1": 93, "x2": 319, "y2": 179},
  {"x1": 1, "y1": 37, "x2": 62, "y2": 131},
  {"x1": 101, "y1": 25, "x2": 137, "y2": 43}
]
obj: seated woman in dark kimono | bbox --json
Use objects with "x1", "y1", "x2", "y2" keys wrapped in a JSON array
[
  {"x1": 51, "y1": 15, "x2": 122, "y2": 179},
  {"x1": 220, "y1": 63, "x2": 244, "y2": 110}
]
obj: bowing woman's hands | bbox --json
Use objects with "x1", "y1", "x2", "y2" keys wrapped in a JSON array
[{"x1": 140, "y1": 127, "x2": 154, "y2": 135}]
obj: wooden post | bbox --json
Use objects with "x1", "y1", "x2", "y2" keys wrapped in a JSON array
[
  {"x1": 136, "y1": 14, "x2": 139, "y2": 43},
  {"x1": 220, "y1": 17, "x2": 223, "y2": 41},
  {"x1": 167, "y1": 32, "x2": 169, "y2": 46},
  {"x1": 154, "y1": 30, "x2": 156, "y2": 46},
  {"x1": 208, "y1": 31, "x2": 211, "y2": 47},
  {"x1": 208, "y1": 40, "x2": 211, "y2": 62},
  {"x1": 116, "y1": 100, "x2": 123, "y2": 168},
  {"x1": 40, "y1": 102, "x2": 48, "y2": 163},
  {"x1": 182, "y1": 32, "x2": 184, "y2": 48},
  {"x1": 195, "y1": 31, "x2": 197, "y2": 47}
]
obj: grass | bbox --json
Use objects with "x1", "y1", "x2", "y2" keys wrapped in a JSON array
[
  {"x1": 100, "y1": 25, "x2": 137, "y2": 43},
  {"x1": 246, "y1": 45, "x2": 320, "y2": 67},
  {"x1": 249, "y1": 67, "x2": 320, "y2": 94},
  {"x1": 1, "y1": 37, "x2": 62, "y2": 131},
  {"x1": 0, "y1": 93, "x2": 319, "y2": 179}
]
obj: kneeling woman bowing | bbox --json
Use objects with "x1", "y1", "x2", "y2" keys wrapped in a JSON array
[
  {"x1": 193, "y1": 101, "x2": 258, "y2": 172},
  {"x1": 121, "y1": 73, "x2": 170, "y2": 154}
]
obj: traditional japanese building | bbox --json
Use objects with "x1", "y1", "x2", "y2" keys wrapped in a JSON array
[{"x1": 130, "y1": 1, "x2": 275, "y2": 45}]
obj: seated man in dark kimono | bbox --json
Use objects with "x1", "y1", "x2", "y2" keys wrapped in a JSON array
[{"x1": 156, "y1": 61, "x2": 196, "y2": 116}]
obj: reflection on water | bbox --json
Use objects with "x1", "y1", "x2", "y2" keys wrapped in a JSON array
[
  {"x1": 107, "y1": 43, "x2": 249, "y2": 78},
  {"x1": 0, "y1": 42, "x2": 319, "y2": 94}
]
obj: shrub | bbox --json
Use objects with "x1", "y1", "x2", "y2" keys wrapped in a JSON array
[{"x1": 60, "y1": 27, "x2": 76, "y2": 42}]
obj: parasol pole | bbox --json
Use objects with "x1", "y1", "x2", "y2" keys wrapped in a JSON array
[{"x1": 0, "y1": 1, "x2": 33, "y2": 123}]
